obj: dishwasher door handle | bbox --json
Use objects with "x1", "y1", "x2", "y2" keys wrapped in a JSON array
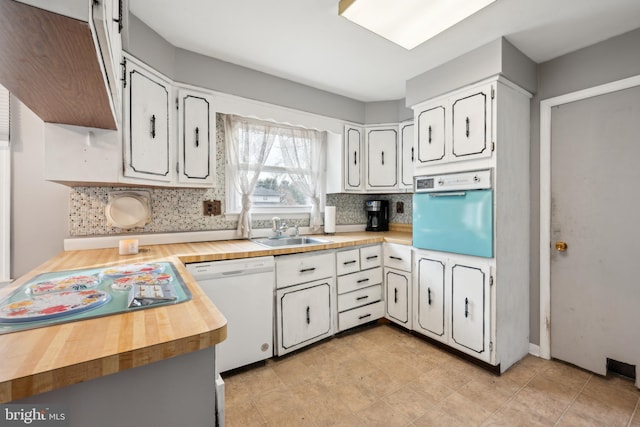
[{"x1": 221, "y1": 270, "x2": 245, "y2": 276}]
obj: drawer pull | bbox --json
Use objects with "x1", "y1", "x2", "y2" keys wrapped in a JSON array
[
  {"x1": 356, "y1": 296, "x2": 369, "y2": 301},
  {"x1": 299, "y1": 267, "x2": 316, "y2": 273},
  {"x1": 394, "y1": 288, "x2": 398, "y2": 303},
  {"x1": 306, "y1": 306, "x2": 311, "y2": 324},
  {"x1": 366, "y1": 255, "x2": 378, "y2": 260},
  {"x1": 358, "y1": 313, "x2": 372, "y2": 320},
  {"x1": 343, "y1": 260, "x2": 357, "y2": 265},
  {"x1": 428, "y1": 288, "x2": 432, "y2": 305},
  {"x1": 389, "y1": 256, "x2": 403, "y2": 261},
  {"x1": 465, "y1": 298, "x2": 469, "y2": 318},
  {"x1": 357, "y1": 278, "x2": 370, "y2": 284}
]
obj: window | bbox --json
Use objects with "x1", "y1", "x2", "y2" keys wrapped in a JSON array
[
  {"x1": 227, "y1": 137, "x2": 315, "y2": 213},
  {"x1": 224, "y1": 114, "x2": 326, "y2": 236}
]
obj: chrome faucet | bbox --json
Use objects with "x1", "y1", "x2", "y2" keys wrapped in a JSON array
[{"x1": 271, "y1": 217, "x2": 288, "y2": 238}]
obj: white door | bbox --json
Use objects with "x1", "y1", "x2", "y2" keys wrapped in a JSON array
[
  {"x1": 414, "y1": 255, "x2": 446, "y2": 340},
  {"x1": 416, "y1": 105, "x2": 446, "y2": 166},
  {"x1": 178, "y1": 89, "x2": 215, "y2": 185},
  {"x1": 124, "y1": 59, "x2": 171, "y2": 181},
  {"x1": 279, "y1": 281, "x2": 332, "y2": 351},
  {"x1": 385, "y1": 268, "x2": 409, "y2": 326},
  {"x1": 344, "y1": 126, "x2": 363, "y2": 191},
  {"x1": 450, "y1": 261, "x2": 491, "y2": 361},
  {"x1": 366, "y1": 127, "x2": 397, "y2": 190},
  {"x1": 451, "y1": 87, "x2": 492, "y2": 160},
  {"x1": 550, "y1": 85, "x2": 640, "y2": 380}
]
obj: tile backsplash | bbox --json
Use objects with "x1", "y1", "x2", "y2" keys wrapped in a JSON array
[{"x1": 69, "y1": 114, "x2": 412, "y2": 236}]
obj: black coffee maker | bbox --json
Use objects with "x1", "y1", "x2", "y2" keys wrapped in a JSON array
[{"x1": 365, "y1": 200, "x2": 389, "y2": 232}]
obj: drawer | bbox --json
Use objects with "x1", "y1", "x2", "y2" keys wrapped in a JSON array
[
  {"x1": 336, "y1": 249, "x2": 360, "y2": 276},
  {"x1": 337, "y1": 266, "x2": 382, "y2": 294},
  {"x1": 338, "y1": 301, "x2": 384, "y2": 332},
  {"x1": 275, "y1": 251, "x2": 335, "y2": 288},
  {"x1": 338, "y1": 284, "x2": 382, "y2": 312},
  {"x1": 360, "y1": 245, "x2": 382, "y2": 270},
  {"x1": 384, "y1": 243, "x2": 412, "y2": 272}
]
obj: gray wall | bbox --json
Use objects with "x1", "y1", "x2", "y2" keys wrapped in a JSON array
[
  {"x1": 405, "y1": 38, "x2": 537, "y2": 107},
  {"x1": 528, "y1": 27, "x2": 640, "y2": 345},
  {"x1": 127, "y1": 13, "x2": 412, "y2": 126}
]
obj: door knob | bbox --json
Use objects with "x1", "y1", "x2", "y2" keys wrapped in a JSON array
[{"x1": 555, "y1": 241, "x2": 568, "y2": 252}]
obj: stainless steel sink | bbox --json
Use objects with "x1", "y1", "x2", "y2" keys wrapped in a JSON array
[{"x1": 252, "y1": 236, "x2": 331, "y2": 248}]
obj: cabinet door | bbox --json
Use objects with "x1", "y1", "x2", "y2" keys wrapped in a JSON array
[
  {"x1": 416, "y1": 105, "x2": 445, "y2": 166},
  {"x1": 385, "y1": 268, "x2": 410, "y2": 327},
  {"x1": 450, "y1": 261, "x2": 491, "y2": 361},
  {"x1": 399, "y1": 121, "x2": 414, "y2": 190},
  {"x1": 414, "y1": 256, "x2": 446, "y2": 340},
  {"x1": 451, "y1": 85, "x2": 492, "y2": 160},
  {"x1": 277, "y1": 280, "x2": 333, "y2": 355},
  {"x1": 344, "y1": 125, "x2": 363, "y2": 191},
  {"x1": 177, "y1": 88, "x2": 216, "y2": 185},
  {"x1": 123, "y1": 58, "x2": 172, "y2": 181},
  {"x1": 366, "y1": 127, "x2": 398, "y2": 190}
]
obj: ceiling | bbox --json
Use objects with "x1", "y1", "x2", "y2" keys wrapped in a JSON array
[{"x1": 129, "y1": 0, "x2": 640, "y2": 102}]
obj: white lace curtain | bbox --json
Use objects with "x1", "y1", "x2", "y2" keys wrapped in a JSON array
[
  {"x1": 224, "y1": 115, "x2": 277, "y2": 238},
  {"x1": 225, "y1": 114, "x2": 327, "y2": 237},
  {"x1": 280, "y1": 128, "x2": 326, "y2": 232}
]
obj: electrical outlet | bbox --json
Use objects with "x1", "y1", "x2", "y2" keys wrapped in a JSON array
[
  {"x1": 396, "y1": 201, "x2": 404, "y2": 214},
  {"x1": 203, "y1": 200, "x2": 221, "y2": 216}
]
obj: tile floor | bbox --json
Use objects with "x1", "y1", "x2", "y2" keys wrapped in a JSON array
[{"x1": 222, "y1": 324, "x2": 640, "y2": 426}]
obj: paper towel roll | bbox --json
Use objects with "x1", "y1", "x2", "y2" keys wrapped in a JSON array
[{"x1": 324, "y1": 206, "x2": 336, "y2": 234}]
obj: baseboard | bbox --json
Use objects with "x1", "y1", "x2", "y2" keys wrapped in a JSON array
[{"x1": 529, "y1": 343, "x2": 541, "y2": 357}]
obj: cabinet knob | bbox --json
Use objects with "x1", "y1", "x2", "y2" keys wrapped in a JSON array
[{"x1": 555, "y1": 241, "x2": 568, "y2": 252}]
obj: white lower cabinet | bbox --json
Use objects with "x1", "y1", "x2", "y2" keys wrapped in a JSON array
[
  {"x1": 275, "y1": 251, "x2": 336, "y2": 356},
  {"x1": 336, "y1": 245, "x2": 384, "y2": 332},
  {"x1": 413, "y1": 250, "x2": 494, "y2": 364},
  {"x1": 385, "y1": 268, "x2": 411, "y2": 327},
  {"x1": 276, "y1": 278, "x2": 335, "y2": 355},
  {"x1": 383, "y1": 243, "x2": 413, "y2": 329}
]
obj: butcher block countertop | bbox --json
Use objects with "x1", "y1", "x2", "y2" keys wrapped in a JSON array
[{"x1": 0, "y1": 230, "x2": 411, "y2": 402}]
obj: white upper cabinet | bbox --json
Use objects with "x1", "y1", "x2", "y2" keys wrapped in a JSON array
[
  {"x1": 365, "y1": 126, "x2": 398, "y2": 191},
  {"x1": 416, "y1": 105, "x2": 446, "y2": 165},
  {"x1": 328, "y1": 121, "x2": 413, "y2": 194},
  {"x1": 123, "y1": 56, "x2": 172, "y2": 182},
  {"x1": 120, "y1": 53, "x2": 217, "y2": 187},
  {"x1": 399, "y1": 120, "x2": 414, "y2": 190},
  {"x1": 344, "y1": 125, "x2": 364, "y2": 191},
  {"x1": 451, "y1": 87, "x2": 492, "y2": 160},
  {"x1": 177, "y1": 88, "x2": 216, "y2": 185},
  {"x1": 414, "y1": 80, "x2": 495, "y2": 173}
]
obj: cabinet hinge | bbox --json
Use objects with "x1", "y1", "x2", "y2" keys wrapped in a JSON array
[
  {"x1": 176, "y1": 162, "x2": 179, "y2": 174},
  {"x1": 491, "y1": 87, "x2": 495, "y2": 99},
  {"x1": 121, "y1": 58, "x2": 127, "y2": 88},
  {"x1": 176, "y1": 97, "x2": 179, "y2": 110},
  {"x1": 489, "y1": 276, "x2": 494, "y2": 287},
  {"x1": 489, "y1": 341, "x2": 494, "y2": 351},
  {"x1": 491, "y1": 142, "x2": 495, "y2": 152}
]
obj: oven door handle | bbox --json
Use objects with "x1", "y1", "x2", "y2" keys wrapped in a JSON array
[{"x1": 428, "y1": 191, "x2": 467, "y2": 197}]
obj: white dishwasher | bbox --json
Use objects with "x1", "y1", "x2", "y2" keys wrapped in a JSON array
[{"x1": 186, "y1": 256, "x2": 275, "y2": 373}]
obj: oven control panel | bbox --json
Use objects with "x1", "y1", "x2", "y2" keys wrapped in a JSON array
[{"x1": 414, "y1": 169, "x2": 492, "y2": 192}]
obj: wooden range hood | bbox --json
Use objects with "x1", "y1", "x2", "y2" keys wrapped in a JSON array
[{"x1": 0, "y1": 0, "x2": 118, "y2": 130}]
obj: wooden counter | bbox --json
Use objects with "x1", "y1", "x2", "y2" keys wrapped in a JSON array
[{"x1": 0, "y1": 231, "x2": 411, "y2": 403}]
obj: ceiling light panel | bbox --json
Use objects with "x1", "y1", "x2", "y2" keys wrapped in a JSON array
[{"x1": 339, "y1": 0, "x2": 497, "y2": 49}]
